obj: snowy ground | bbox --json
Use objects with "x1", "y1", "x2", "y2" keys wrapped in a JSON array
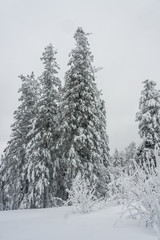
[{"x1": 0, "y1": 205, "x2": 157, "y2": 240}]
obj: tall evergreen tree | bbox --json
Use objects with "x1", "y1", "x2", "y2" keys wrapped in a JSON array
[
  {"x1": 124, "y1": 142, "x2": 137, "y2": 174},
  {"x1": 112, "y1": 148, "x2": 124, "y2": 168},
  {"x1": 136, "y1": 79, "x2": 160, "y2": 168},
  {"x1": 24, "y1": 44, "x2": 61, "y2": 208},
  {"x1": 96, "y1": 96, "x2": 110, "y2": 196},
  {"x1": 57, "y1": 27, "x2": 109, "y2": 199},
  {"x1": 125, "y1": 142, "x2": 136, "y2": 163},
  {"x1": 0, "y1": 73, "x2": 38, "y2": 209},
  {"x1": 98, "y1": 96, "x2": 110, "y2": 166}
]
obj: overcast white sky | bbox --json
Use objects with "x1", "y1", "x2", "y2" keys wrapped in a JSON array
[{"x1": 0, "y1": 0, "x2": 160, "y2": 155}]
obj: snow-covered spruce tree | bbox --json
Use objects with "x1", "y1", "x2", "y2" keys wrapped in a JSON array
[
  {"x1": 0, "y1": 73, "x2": 38, "y2": 210},
  {"x1": 24, "y1": 44, "x2": 61, "y2": 208},
  {"x1": 95, "y1": 94, "x2": 110, "y2": 196},
  {"x1": 108, "y1": 148, "x2": 125, "y2": 204},
  {"x1": 57, "y1": 27, "x2": 109, "y2": 200},
  {"x1": 136, "y1": 79, "x2": 160, "y2": 168},
  {"x1": 124, "y1": 142, "x2": 136, "y2": 174},
  {"x1": 125, "y1": 142, "x2": 136, "y2": 163},
  {"x1": 112, "y1": 149, "x2": 122, "y2": 168},
  {"x1": 98, "y1": 97, "x2": 110, "y2": 166},
  {"x1": 108, "y1": 143, "x2": 136, "y2": 202},
  {"x1": 109, "y1": 149, "x2": 125, "y2": 186},
  {"x1": 110, "y1": 143, "x2": 136, "y2": 181}
]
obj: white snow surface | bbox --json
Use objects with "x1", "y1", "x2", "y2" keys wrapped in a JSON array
[{"x1": 0, "y1": 205, "x2": 156, "y2": 240}]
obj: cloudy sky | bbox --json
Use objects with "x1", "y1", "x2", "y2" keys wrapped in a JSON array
[{"x1": 0, "y1": 0, "x2": 160, "y2": 154}]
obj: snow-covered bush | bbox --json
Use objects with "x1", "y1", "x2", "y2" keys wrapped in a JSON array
[
  {"x1": 108, "y1": 147, "x2": 160, "y2": 238},
  {"x1": 108, "y1": 169, "x2": 128, "y2": 205},
  {"x1": 67, "y1": 175, "x2": 101, "y2": 214}
]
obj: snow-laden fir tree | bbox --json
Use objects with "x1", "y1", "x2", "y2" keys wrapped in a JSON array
[
  {"x1": 112, "y1": 149, "x2": 123, "y2": 168},
  {"x1": 98, "y1": 97, "x2": 110, "y2": 166},
  {"x1": 57, "y1": 27, "x2": 109, "y2": 200},
  {"x1": 136, "y1": 79, "x2": 160, "y2": 168},
  {"x1": 0, "y1": 73, "x2": 38, "y2": 210},
  {"x1": 125, "y1": 142, "x2": 136, "y2": 163},
  {"x1": 96, "y1": 96, "x2": 110, "y2": 196},
  {"x1": 124, "y1": 142, "x2": 137, "y2": 174},
  {"x1": 109, "y1": 149, "x2": 124, "y2": 181},
  {"x1": 109, "y1": 143, "x2": 136, "y2": 182},
  {"x1": 108, "y1": 143, "x2": 136, "y2": 203},
  {"x1": 24, "y1": 44, "x2": 61, "y2": 208}
]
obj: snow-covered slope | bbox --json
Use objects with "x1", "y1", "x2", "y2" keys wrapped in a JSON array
[{"x1": 0, "y1": 205, "x2": 156, "y2": 240}]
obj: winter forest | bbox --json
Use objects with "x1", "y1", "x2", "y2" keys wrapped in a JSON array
[{"x1": 1, "y1": 27, "x2": 160, "y2": 239}]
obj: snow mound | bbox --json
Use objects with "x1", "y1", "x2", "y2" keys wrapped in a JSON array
[{"x1": 0, "y1": 205, "x2": 156, "y2": 240}]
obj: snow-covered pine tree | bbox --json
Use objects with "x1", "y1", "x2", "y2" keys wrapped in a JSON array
[
  {"x1": 57, "y1": 27, "x2": 109, "y2": 200},
  {"x1": 96, "y1": 96, "x2": 110, "y2": 195},
  {"x1": 136, "y1": 79, "x2": 160, "y2": 168},
  {"x1": 109, "y1": 149, "x2": 125, "y2": 181},
  {"x1": 112, "y1": 149, "x2": 124, "y2": 168},
  {"x1": 24, "y1": 44, "x2": 61, "y2": 208},
  {"x1": 109, "y1": 142, "x2": 136, "y2": 185},
  {"x1": 108, "y1": 148, "x2": 125, "y2": 202},
  {"x1": 124, "y1": 142, "x2": 136, "y2": 174},
  {"x1": 98, "y1": 96, "x2": 110, "y2": 166},
  {"x1": 0, "y1": 73, "x2": 38, "y2": 210},
  {"x1": 125, "y1": 142, "x2": 136, "y2": 162}
]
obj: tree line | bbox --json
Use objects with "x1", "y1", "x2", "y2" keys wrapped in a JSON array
[
  {"x1": 0, "y1": 27, "x2": 160, "y2": 210},
  {"x1": 0, "y1": 27, "x2": 109, "y2": 210}
]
